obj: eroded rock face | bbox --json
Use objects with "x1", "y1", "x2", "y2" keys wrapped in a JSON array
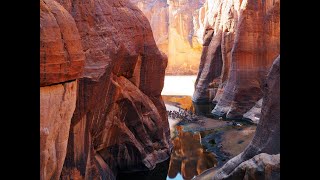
[
  {"x1": 130, "y1": 0, "x2": 205, "y2": 75},
  {"x1": 193, "y1": 0, "x2": 280, "y2": 120},
  {"x1": 40, "y1": 81, "x2": 78, "y2": 180},
  {"x1": 50, "y1": 0, "x2": 172, "y2": 179},
  {"x1": 243, "y1": 99, "x2": 263, "y2": 124},
  {"x1": 40, "y1": 0, "x2": 84, "y2": 179},
  {"x1": 212, "y1": 56, "x2": 280, "y2": 180},
  {"x1": 219, "y1": 153, "x2": 280, "y2": 180},
  {"x1": 40, "y1": 0, "x2": 84, "y2": 87}
]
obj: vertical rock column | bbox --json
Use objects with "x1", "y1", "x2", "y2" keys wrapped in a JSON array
[
  {"x1": 54, "y1": 0, "x2": 171, "y2": 179},
  {"x1": 40, "y1": 0, "x2": 84, "y2": 179},
  {"x1": 213, "y1": 55, "x2": 280, "y2": 180},
  {"x1": 193, "y1": 0, "x2": 280, "y2": 121}
]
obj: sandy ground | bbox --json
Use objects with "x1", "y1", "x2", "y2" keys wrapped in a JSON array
[
  {"x1": 221, "y1": 126, "x2": 256, "y2": 157},
  {"x1": 179, "y1": 117, "x2": 227, "y2": 132}
]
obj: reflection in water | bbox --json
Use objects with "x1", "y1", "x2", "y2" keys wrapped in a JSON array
[
  {"x1": 167, "y1": 126, "x2": 217, "y2": 180},
  {"x1": 192, "y1": 102, "x2": 215, "y2": 118}
]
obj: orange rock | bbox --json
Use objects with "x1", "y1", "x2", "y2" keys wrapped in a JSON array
[
  {"x1": 40, "y1": 81, "x2": 78, "y2": 180},
  {"x1": 40, "y1": 0, "x2": 84, "y2": 179},
  {"x1": 40, "y1": 0, "x2": 84, "y2": 86},
  {"x1": 130, "y1": 0, "x2": 206, "y2": 75},
  {"x1": 51, "y1": 0, "x2": 171, "y2": 178}
]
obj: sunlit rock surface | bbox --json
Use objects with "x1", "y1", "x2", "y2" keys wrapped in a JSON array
[
  {"x1": 40, "y1": 81, "x2": 78, "y2": 180},
  {"x1": 193, "y1": 0, "x2": 280, "y2": 120},
  {"x1": 40, "y1": 0, "x2": 84, "y2": 86},
  {"x1": 40, "y1": 0, "x2": 84, "y2": 179},
  {"x1": 130, "y1": 0, "x2": 206, "y2": 75},
  {"x1": 51, "y1": 0, "x2": 171, "y2": 179}
]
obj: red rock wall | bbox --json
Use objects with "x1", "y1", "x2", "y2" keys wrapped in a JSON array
[
  {"x1": 40, "y1": 0, "x2": 84, "y2": 87},
  {"x1": 40, "y1": 0, "x2": 85, "y2": 179},
  {"x1": 213, "y1": 55, "x2": 280, "y2": 180},
  {"x1": 193, "y1": 0, "x2": 280, "y2": 120},
  {"x1": 49, "y1": 0, "x2": 171, "y2": 179}
]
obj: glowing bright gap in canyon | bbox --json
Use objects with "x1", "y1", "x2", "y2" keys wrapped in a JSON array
[{"x1": 161, "y1": 75, "x2": 197, "y2": 96}]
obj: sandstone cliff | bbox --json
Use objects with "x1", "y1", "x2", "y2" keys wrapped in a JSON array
[
  {"x1": 48, "y1": 0, "x2": 171, "y2": 179},
  {"x1": 40, "y1": 0, "x2": 85, "y2": 179},
  {"x1": 193, "y1": 0, "x2": 280, "y2": 121},
  {"x1": 130, "y1": 0, "x2": 206, "y2": 75},
  {"x1": 195, "y1": 56, "x2": 280, "y2": 180}
]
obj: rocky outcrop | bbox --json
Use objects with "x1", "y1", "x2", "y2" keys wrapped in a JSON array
[
  {"x1": 40, "y1": 81, "x2": 78, "y2": 180},
  {"x1": 46, "y1": 0, "x2": 171, "y2": 179},
  {"x1": 130, "y1": 0, "x2": 206, "y2": 75},
  {"x1": 215, "y1": 153, "x2": 280, "y2": 180},
  {"x1": 193, "y1": 0, "x2": 280, "y2": 120},
  {"x1": 211, "y1": 56, "x2": 280, "y2": 180},
  {"x1": 40, "y1": 0, "x2": 84, "y2": 86},
  {"x1": 40, "y1": 0, "x2": 85, "y2": 179},
  {"x1": 243, "y1": 99, "x2": 263, "y2": 124}
]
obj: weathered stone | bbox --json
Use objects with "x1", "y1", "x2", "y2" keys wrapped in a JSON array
[
  {"x1": 40, "y1": 1, "x2": 85, "y2": 179},
  {"x1": 40, "y1": 81, "x2": 78, "y2": 180},
  {"x1": 40, "y1": 0, "x2": 84, "y2": 86},
  {"x1": 243, "y1": 99, "x2": 263, "y2": 124},
  {"x1": 50, "y1": 0, "x2": 172, "y2": 179},
  {"x1": 218, "y1": 153, "x2": 280, "y2": 180},
  {"x1": 212, "y1": 56, "x2": 280, "y2": 180},
  {"x1": 193, "y1": 0, "x2": 280, "y2": 120}
]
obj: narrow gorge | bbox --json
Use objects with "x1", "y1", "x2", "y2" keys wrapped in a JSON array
[{"x1": 40, "y1": 0, "x2": 280, "y2": 179}]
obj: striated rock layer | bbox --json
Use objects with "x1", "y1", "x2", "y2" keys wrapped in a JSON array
[
  {"x1": 193, "y1": 0, "x2": 280, "y2": 120},
  {"x1": 50, "y1": 0, "x2": 172, "y2": 179},
  {"x1": 211, "y1": 56, "x2": 280, "y2": 180},
  {"x1": 40, "y1": 0, "x2": 84, "y2": 87},
  {"x1": 130, "y1": 0, "x2": 206, "y2": 75},
  {"x1": 40, "y1": 0, "x2": 85, "y2": 179}
]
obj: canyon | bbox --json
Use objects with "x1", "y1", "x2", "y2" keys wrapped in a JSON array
[
  {"x1": 40, "y1": 0, "x2": 280, "y2": 179},
  {"x1": 40, "y1": 0, "x2": 171, "y2": 179},
  {"x1": 130, "y1": 0, "x2": 206, "y2": 75},
  {"x1": 193, "y1": 0, "x2": 280, "y2": 123}
]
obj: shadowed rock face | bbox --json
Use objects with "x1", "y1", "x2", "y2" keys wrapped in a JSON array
[
  {"x1": 193, "y1": 0, "x2": 280, "y2": 120},
  {"x1": 49, "y1": 0, "x2": 172, "y2": 179},
  {"x1": 40, "y1": 0, "x2": 85, "y2": 180},
  {"x1": 130, "y1": 0, "x2": 206, "y2": 75},
  {"x1": 211, "y1": 56, "x2": 280, "y2": 180}
]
